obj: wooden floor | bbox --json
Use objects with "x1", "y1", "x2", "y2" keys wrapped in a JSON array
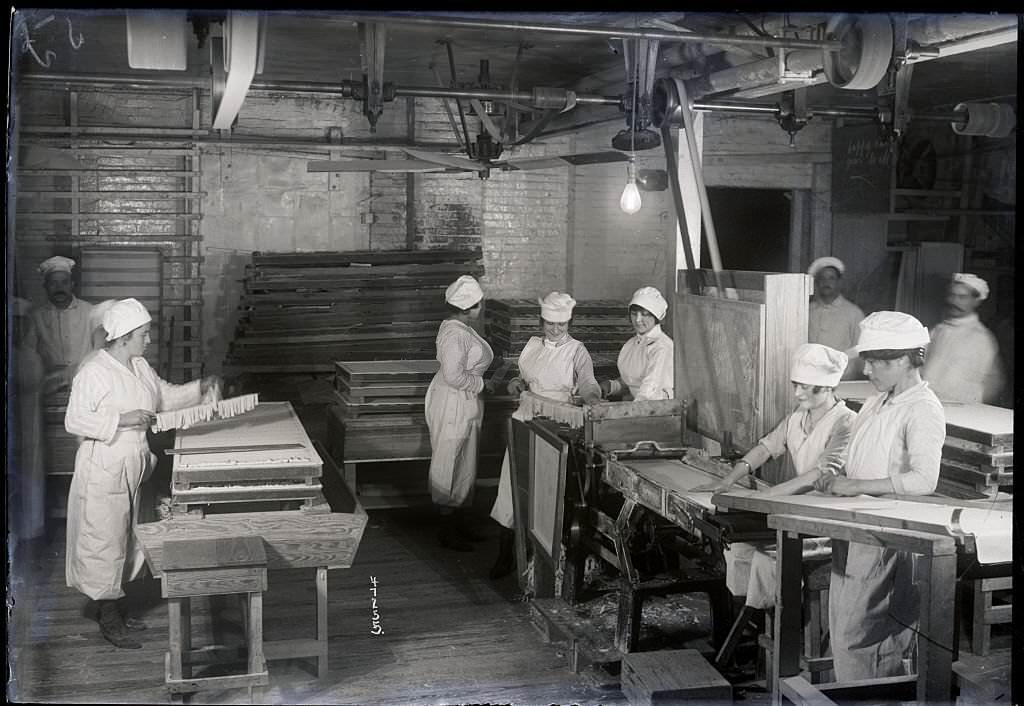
[{"x1": 7, "y1": 501, "x2": 635, "y2": 705}]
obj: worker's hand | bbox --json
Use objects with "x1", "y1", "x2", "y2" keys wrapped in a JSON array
[
  {"x1": 690, "y1": 480, "x2": 729, "y2": 493},
  {"x1": 119, "y1": 409, "x2": 156, "y2": 429},
  {"x1": 507, "y1": 378, "x2": 527, "y2": 396},
  {"x1": 482, "y1": 379, "x2": 497, "y2": 396},
  {"x1": 579, "y1": 392, "x2": 601, "y2": 405},
  {"x1": 599, "y1": 379, "x2": 613, "y2": 398},
  {"x1": 818, "y1": 475, "x2": 858, "y2": 496},
  {"x1": 200, "y1": 375, "x2": 222, "y2": 396}
]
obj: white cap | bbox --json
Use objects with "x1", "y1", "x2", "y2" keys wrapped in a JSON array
[
  {"x1": 444, "y1": 275, "x2": 484, "y2": 310},
  {"x1": 790, "y1": 343, "x2": 847, "y2": 387},
  {"x1": 855, "y1": 311, "x2": 930, "y2": 353},
  {"x1": 538, "y1": 291, "x2": 576, "y2": 323},
  {"x1": 103, "y1": 298, "x2": 152, "y2": 341},
  {"x1": 629, "y1": 286, "x2": 668, "y2": 321},
  {"x1": 89, "y1": 299, "x2": 119, "y2": 332},
  {"x1": 38, "y1": 255, "x2": 76, "y2": 279},
  {"x1": 952, "y1": 273, "x2": 989, "y2": 301},
  {"x1": 13, "y1": 297, "x2": 33, "y2": 316},
  {"x1": 807, "y1": 256, "x2": 845, "y2": 277}
]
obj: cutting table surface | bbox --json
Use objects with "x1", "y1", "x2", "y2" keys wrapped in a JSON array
[{"x1": 173, "y1": 401, "x2": 321, "y2": 472}]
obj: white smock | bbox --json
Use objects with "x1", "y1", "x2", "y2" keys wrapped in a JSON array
[
  {"x1": 808, "y1": 295, "x2": 865, "y2": 379},
  {"x1": 28, "y1": 296, "x2": 94, "y2": 384},
  {"x1": 490, "y1": 335, "x2": 599, "y2": 528},
  {"x1": 616, "y1": 324, "x2": 674, "y2": 400},
  {"x1": 829, "y1": 381, "x2": 944, "y2": 681},
  {"x1": 424, "y1": 319, "x2": 493, "y2": 507},
  {"x1": 65, "y1": 349, "x2": 202, "y2": 600},
  {"x1": 732, "y1": 401, "x2": 856, "y2": 607},
  {"x1": 922, "y1": 313, "x2": 1004, "y2": 404}
]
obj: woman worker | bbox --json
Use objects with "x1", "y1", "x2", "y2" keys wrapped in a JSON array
[
  {"x1": 690, "y1": 344, "x2": 856, "y2": 622},
  {"x1": 425, "y1": 275, "x2": 494, "y2": 552},
  {"x1": 599, "y1": 286, "x2": 674, "y2": 401},
  {"x1": 814, "y1": 311, "x2": 944, "y2": 681},
  {"x1": 489, "y1": 291, "x2": 603, "y2": 579},
  {"x1": 65, "y1": 298, "x2": 221, "y2": 649}
]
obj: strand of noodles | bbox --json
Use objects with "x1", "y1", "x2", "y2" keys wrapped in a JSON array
[
  {"x1": 523, "y1": 391, "x2": 585, "y2": 429},
  {"x1": 153, "y1": 393, "x2": 260, "y2": 432}
]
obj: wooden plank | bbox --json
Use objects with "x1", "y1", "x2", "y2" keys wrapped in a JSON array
[
  {"x1": 135, "y1": 510, "x2": 367, "y2": 572},
  {"x1": 170, "y1": 484, "x2": 323, "y2": 504},
  {"x1": 163, "y1": 536, "x2": 266, "y2": 570},
  {"x1": 167, "y1": 443, "x2": 305, "y2": 456},
  {"x1": 621, "y1": 649, "x2": 731, "y2": 705},
  {"x1": 163, "y1": 567, "x2": 268, "y2": 599}
]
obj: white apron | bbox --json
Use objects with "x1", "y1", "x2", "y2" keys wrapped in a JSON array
[
  {"x1": 828, "y1": 384, "x2": 941, "y2": 680},
  {"x1": 616, "y1": 324, "x2": 674, "y2": 401},
  {"x1": 65, "y1": 350, "x2": 201, "y2": 600},
  {"x1": 734, "y1": 403, "x2": 855, "y2": 607},
  {"x1": 490, "y1": 336, "x2": 584, "y2": 528},
  {"x1": 425, "y1": 319, "x2": 493, "y2": 507}
]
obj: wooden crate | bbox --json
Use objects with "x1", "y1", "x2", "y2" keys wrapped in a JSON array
[{"x1": 621, "y1": 649, "x2": 732, "y2": 705}]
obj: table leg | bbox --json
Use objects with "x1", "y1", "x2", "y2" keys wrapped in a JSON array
[
  {"x1": 316, "y1": 567, "x2": 328, "y2": 680},
  {"x1": 771, "y1": 529, "x2": 802, "y2": 706},
  {"x1": 615, "y1": 581, "x2": 643, "y2": 653},
  {"x1": 247, "y1": 591, "x2": 265, "y2": 676},
  {"x1": 181, "y1": 598, "x2": 191, "y2": 679},
  {"x1": 918, "y1": 551, "x2": 955, "y2": 704}
]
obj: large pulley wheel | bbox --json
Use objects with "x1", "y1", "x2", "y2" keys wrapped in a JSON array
[{"x1": 823, "y1": 14, "x2": 894, "y2": 90}]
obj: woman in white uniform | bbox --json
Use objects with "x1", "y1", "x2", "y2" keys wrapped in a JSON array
[
  {"x1": 65, "y1": 298, "x2": 220, "y2": 649},
  {"x1": 690, "y1": 344, "x2": 855, "y2": 622},
  {"x1": 425, "y1": 275, "x2": 494, "y2": 552},
  {"x1": 815, "y1": 311, "x2": 944, "y2": 681},
  {"x1": 489, "y1": 291, "x2": 603, "y2": 579},
  {"x1": 600, "y1": 286, "x2": 674, "y2": 401}
]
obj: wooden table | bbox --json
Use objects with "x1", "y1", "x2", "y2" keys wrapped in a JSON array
[
  {"x1": 135, "y1": 509, "x2": 367, "y2": 697},
  {"x1": 713, "y1": 490, "x2": 1012, "y2": 704}
]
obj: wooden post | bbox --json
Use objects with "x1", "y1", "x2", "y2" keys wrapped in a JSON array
[
  {"x1": 316, "y1": 567, "x2": 329, "y2": 679},
  {"x1": 917, "y1": 551, "x2": 956, "y2": 703},
  {"x1": 772, "y1": 528, "x2": 803, "y2": 706}
]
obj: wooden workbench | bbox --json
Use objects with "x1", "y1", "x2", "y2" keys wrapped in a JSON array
[
  {"x1": 135, "y1": 509, "x2": 367, "y2": 691},
  {"x1": 713, "y1": 489, "x2": 1012, "y2": 703}
]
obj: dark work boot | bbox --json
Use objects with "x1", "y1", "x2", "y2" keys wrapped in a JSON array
[
  {"x1": 438, "y1": 514, "x2": 474, "y2": 552},
  {"x1": 452, "y1": 509, "x2": 486, "y2": 543},
  {"x1": 98, "y1": 600, "x2": 142, "y2": 649},
  {"x1": 118, "y1": 599, "x2": 148, "y2": 631},
  {"x1": 489, "y1": 527, "x2": 516, "y2": 580}
]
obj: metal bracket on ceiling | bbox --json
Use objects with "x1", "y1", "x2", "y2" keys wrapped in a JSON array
[
  {"x1": 358, "y1": 22, "x2": 388, "y2": 132},
  {"x1": 777, "y1": 88, "x2": 810, "y2": 147},
  {"x1": 210, "y1": 12, "x2": 261, "y2": 131}
]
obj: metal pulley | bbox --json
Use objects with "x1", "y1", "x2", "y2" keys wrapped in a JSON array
[
  {"x1": 951, "y1": 102, "x2": 1017, "y2": 138},
  {"x1": 822, "y1": 14, "x2": 894, "y2": 90},
  {"x1": 650, "y1": 76, "x2": 682, "y2": 129}
]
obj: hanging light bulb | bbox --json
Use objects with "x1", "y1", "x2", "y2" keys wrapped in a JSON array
[{"x1": 620, "y1": 161, "x2": 642, "y2": 214}]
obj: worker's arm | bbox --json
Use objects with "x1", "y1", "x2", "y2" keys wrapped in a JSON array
[
  {"x1": 690, "y1": 444, "x2": 772, "y2": 493},
  {"x1": 767, "y1": 411, "x2": 853, "y2": 496},
  {"x1": 572, "y1": 345, "x2": 602, "y2": 404}
]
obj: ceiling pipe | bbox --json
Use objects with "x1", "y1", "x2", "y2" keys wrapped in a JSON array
[{"x1": 329, "y1": 12, "x2": 842, "y2": 51}]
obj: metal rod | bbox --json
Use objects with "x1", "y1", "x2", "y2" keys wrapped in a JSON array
[
  {"x1": 442, "y1": 41, "x2": 473, "y2": 153},
  {"x1": 394, "y1": 85, "x2": 621, "y2": 106},
  {"x1": 331, "y1": 12, "x2": 842, "y2": 51}
]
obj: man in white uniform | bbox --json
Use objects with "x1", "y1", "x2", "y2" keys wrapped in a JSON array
[
  {"x1": 27, "y1": 256, "x2": 94, "y2": 393},
  {"x1": 807, "y1": 256, "x2": 865, "y2": 379},
  {"x1": 922, "y1": 273, "x2": 1004, "y2": 404}
]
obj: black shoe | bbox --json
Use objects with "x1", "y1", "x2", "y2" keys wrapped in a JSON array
[
  {"x1": 98, "y1": 601, "x2": 142, "y2": 649},
  {"x1": 438, "y1": 517, "x2": 474, "y2": 552},
  {"x1": 489, "y1": 528, "x2": 516, "y2": 580},
  {"x1": 452, "y1": 511, "x2": 486, "y2": 542}
]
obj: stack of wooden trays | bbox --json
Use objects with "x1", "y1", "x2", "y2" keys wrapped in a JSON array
[
  {"x1": 328, "y1": 360, "x2": 437, "y2": 463},
  {"x1": 938, "y1": 405, "x2": 1013, "y2": 499},
  {"x1": 225, "y1": 249, "x2": 484, "y2": 374},
  {"x1": 485, "y1": 298, "x2": 633, "y2": 381}
]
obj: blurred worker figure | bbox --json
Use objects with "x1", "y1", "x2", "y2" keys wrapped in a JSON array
[
  {"x1": 27, "y1": 256, "x2": 94, "y2": 394},
  {"x1": 10, "y1": 298, "x2": 47, "y2": 544},
  {"x1": 807, "y1": 257, "x2": 864, "y2": 379},
  {"x1": 922, "y1": 273, "x2": 1005, "y2": 405}
]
